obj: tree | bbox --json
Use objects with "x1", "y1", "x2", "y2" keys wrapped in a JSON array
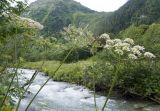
[{"x1": 0, "y1": 0, "x2": 27, "y2": 23}]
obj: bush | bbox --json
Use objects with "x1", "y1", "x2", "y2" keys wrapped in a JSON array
[
  {"x1": 119, "y1": 60, "x2": 160, "y2": 97},
  {"x1": 83, "y1": 61, "x2": 114, "y2": 91}
]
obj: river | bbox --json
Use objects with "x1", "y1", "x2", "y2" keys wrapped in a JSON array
[{"x1": 12, "y1": 69, "x2": 160, "y2": 111}]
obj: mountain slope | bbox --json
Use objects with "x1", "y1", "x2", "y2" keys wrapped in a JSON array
[
  {"x1": 104, "y1": 0, "x2": 160, "y2": 33},
  {"x1": 23, "y1": 0, "x2": 160, "y2": 35},
  {"x1": 23, "y1": 0, "x2": 103, "y2": 35}
]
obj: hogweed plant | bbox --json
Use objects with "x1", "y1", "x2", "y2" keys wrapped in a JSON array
[
  {"x1": 97, "y1": 33, "x2": 156, "y2": 111},
  {"x1": 0, "y1": 14, "x2": 45, "y2": 110}
]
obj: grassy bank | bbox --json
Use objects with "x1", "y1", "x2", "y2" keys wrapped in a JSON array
[
  {"x1": 23, "y1": 60, "x2": 93, "y2": 84},
  {"x1": 22, "y1": 59, "x2": 160, "y2": 104}
]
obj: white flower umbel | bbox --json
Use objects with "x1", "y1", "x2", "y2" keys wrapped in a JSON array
[
  {"x1": 113, "y1": 39, "x2": 122, "y2": 44},
  {"x1": 104, "y1": 44, "x2": 112, "y2": 49},
  {"x1": 19, "y1": 17, "x2": 44, "y2": 30},
  {"x1": 144, "y1": 52, "x2": 156, "y2": 59},
  {"x1": 115, "y1": 49, "x2": 124, "y2": 55},
  {"x1": 122, "y1": 43, "x2": 130, "y2": 47},
  {"x1": 106, "y1": 40, "x2": 114, "y2": 45},
  {"x1": 133, "y1": 45, "x2": 145, "y2": 51},
  {"x1": 100, "y1": 33, "x2": 110, "y2": 40},
  {"x1": 122, "y1": 46, "x2": 130, "y2": 52},
  {"x1": 128, "y1": 54, "x2": 138, "y2": 60},
  {"x1": 114, "y1": 43, "x2": 123, "y2": 49},
  {"x1": 103, "y1": 37, "x2": 156, "y2": 60},
  {"x1": 131, "y1": 48, "x2": 142, "y2": 56},
  {"x1": 124, "y1": 38, "x2": 134, "y2": 45}
]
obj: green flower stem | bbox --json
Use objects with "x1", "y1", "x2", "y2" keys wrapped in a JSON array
[
  {"x1": 15, "y1": 70, "x2": 38, "y2": 111},
  {"x1": 16, "y1": 47, "x2": 46, "y2": 111},
  {"x1": 93, "y1": 75, "x2": 98, "y2": 111},
  {"x1": 101, "y1": 65, "x2": 119, "y2": 111},
  {"x1": 25, "y1": 45, "x2": 75, "y2": 111},
  {"x1": 0, "y1": 67, "x2": 18, "y2": 108},
  {"x1": 91, "y1": 41, "x2": 99, "y2": 111},
  {"x1": 1, "y1": 33, "x2": 19, "y2": 108}
]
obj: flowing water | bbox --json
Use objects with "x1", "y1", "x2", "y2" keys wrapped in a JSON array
[{"x1": 12, "y1": 69, "x2": 160, "y2": 111}]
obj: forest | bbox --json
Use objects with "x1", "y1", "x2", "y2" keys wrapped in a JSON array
[{"x1": 0, "y1": 0, "x2": 160, "y2": 111}]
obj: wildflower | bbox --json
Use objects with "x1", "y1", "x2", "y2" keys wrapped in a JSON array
[
  {"x1": 113, "y1": 39, "x2": 122, "y2": 44},
  {"x1": 104, "y1": 37, "x2": 156, "y2": 60},
  {"x1": 79, "y1": 31, "x2": 84, "y2": 36},
  {"x1": 128, "y1": 54, "x2": 138, "y2": 60},
  {"x1": 131, "y1": 48, "x2": 142, "y2": 56},
  {"x1": 133, "y1": 45, "x2": 145, "y2": 51},
  {"x1": 122, "y1": 46, "x2": 130, "y2": 51},
  {"x1": 115, "y1": 49, "x2": 124, "y2": 55},
  {"x1": 114, "y1": 43, "x2": 123, "y2": 48},
  {"x1": 104, "y1": 44, "x2": 112, "y2": 49},
  {"x1": 144, "y1": 52, "x2": 156, "y2": 59},
  {"x1": 122, "y1": 43, "x2": 130, "y2": 47},
  {"x1": 124, "y1": 38, "x2": 134, "y2": 45},
  {"x1": 120, "y1": 43, "x2": 130, "y2": 51},
  {"x1": 106, "y1": 40, "x2": 114, "y2": 45},
  {"x1": 100, "y1": 33, "x2": 110, "y2": 40},
  {"x1": 19, "y1": 17, "x2": 44, "y2": 30}
]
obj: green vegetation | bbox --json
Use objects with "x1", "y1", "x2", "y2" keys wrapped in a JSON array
[
  {"x1": 22, "y1": 25, "x2": 93, "y2": 62},
  {"x1": 0, "y1": 0, "x2": 43, "y2": 110},
  {"x1": 23, "y1": 34, "x2": 160, "y2": 104},
  {"x1": 119, "y1": 23, "x2": 160, "y2": 56},
  {"x1": 102, "y1": 0, "x2": 160, "y2": 33},
  {"x1": 23, "y1": 60, "x2": 92, "y2": 84},
  {"x1": 1, "y1": 0, "x2": 160, "y2": 110}
]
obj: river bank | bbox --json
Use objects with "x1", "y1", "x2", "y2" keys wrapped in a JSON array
[{"x1": 22, "y1": 60, "x2": 160, "y2": 104}]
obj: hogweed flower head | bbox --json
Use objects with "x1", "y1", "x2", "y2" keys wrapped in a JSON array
[
  {"x1": 122, "y1": 43, "x2": 130, "y2": 47},
  {"x1": 113, "y1": 39, "x2": 122, "y2": 44},
  {"x1": 128, "y1": 54, "x2": 138, "y2": 60},
  {"x1": 122, "y1": 46, "x2": 130, "y2": 52},
  {"x1": 19, "y1": 17, "x2": 44, "y2": 30},
  {"x1": 124, "y1": 38, "x2": 134, "y2": 45},
  {"x1": 115, "y1": 49, "x2": 124, "y2": 55},
  {"x1": 131, "y1": 48, "x2": 142, "y2": 56},
  {"x1": 133, "y1": 45, "x2": 145, "y2": 51},
  {"x1": 100, "y1": 33, "x2": 110, "y2": 40},
  {"x1": 114, "y1": 43, "x2": 123, "y2": 48},
  {"x1": 104, "y1": 44, "x2": 112, "y2": 49},
  {"x1": 144, "y1": 52, "x2": 156, "y2": 59},
  {"x1": 102, "y1": 33, "x2": 156, "y2": 60},
  {"x1": 106, "y1": 40, "x2": 114, "y2": 45}
]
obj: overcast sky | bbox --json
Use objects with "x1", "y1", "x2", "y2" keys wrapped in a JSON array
[
  {"x1": 26, "y1": 0, "x2": 128, "y2": 12},
  {"x1": 74, "y1": 0, "x2": 128, "y2": 12}
]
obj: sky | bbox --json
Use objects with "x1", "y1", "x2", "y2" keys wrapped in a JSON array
[
  {"x1": 26, "y1": 0, "x2": 128, "y2": 12},
  {"x1": 74, "y1": 0, "x2": 128, "y2": 12}
]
